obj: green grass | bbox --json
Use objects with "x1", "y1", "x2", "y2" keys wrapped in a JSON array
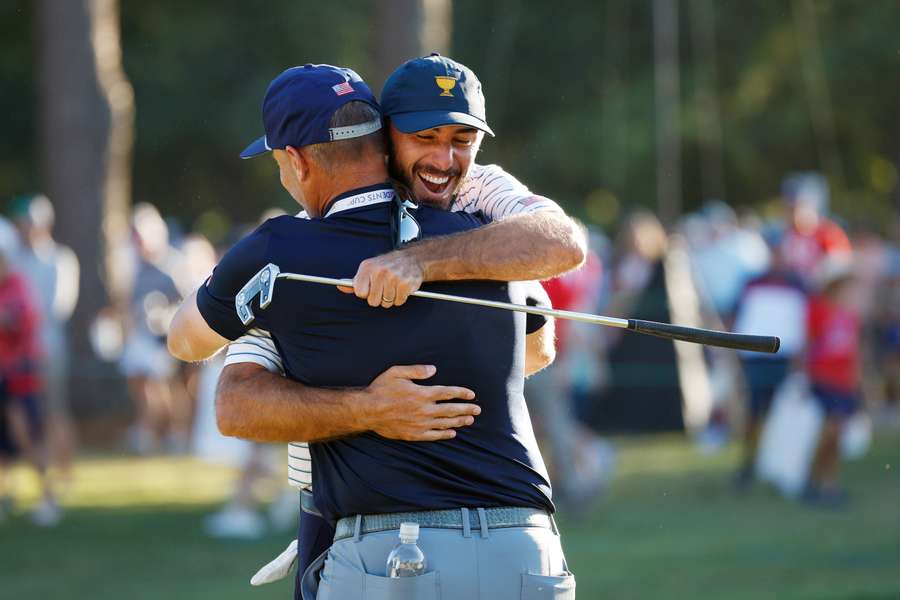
[{"x1": 2, "y1": 433, "x2": 899, "y2": 599}]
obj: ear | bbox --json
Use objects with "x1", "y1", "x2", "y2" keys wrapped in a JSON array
[{"x1": 285, "y1": 146, "x2": 309, "y2": 182}]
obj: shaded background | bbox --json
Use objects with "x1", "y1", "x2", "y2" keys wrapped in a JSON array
[{"x1": 4, "y1": 2, "x2": 900, "y2": 410}]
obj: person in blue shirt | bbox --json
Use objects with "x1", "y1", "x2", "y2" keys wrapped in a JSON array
[{"x1": 168, "y1": 64, "x2": 574, "y2": 600}]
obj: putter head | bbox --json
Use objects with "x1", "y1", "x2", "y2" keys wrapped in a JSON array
[{"x1": 235, "y1": 263, "x2": 280, "y2": 325}]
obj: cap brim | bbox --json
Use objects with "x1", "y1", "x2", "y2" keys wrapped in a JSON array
[
  {"x1": 240, "y1": 135, "x2": 271, "y2": 159},
  {"x1": 390, "y1": 111, "x2": 494, "y2": 136}
]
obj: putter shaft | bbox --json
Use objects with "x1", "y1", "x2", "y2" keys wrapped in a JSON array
[{"x1": 275, "y1": 272, "x2": 630, "y2": 329}]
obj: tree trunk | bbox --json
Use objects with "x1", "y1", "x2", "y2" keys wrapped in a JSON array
[
  {"x1": 792, "y1": 0, "x2": 845, "y2": 189},
  {"x1": 37, "y1": 0, "x2": 134, "y2": 416},
  {"x1": 653, "y1": 0, "x2": 682, "y2": 224},
  {"x1": 372, "y1": 0, "x2": 452, "y2": 95},
  {"x1": 688, "y1": 0, "x2": 725, "y2": 202}
]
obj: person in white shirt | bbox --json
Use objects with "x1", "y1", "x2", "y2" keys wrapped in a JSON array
[{"x1": 11, "y1": 194, "x2": 79, "y2": 484}]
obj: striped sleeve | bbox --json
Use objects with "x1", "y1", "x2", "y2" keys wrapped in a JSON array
[
  {"x1": 287, "y1": 442, "x2": 313, "y2": 490},
  {"x1": 224, "y1": 329, "x2": 284, "y2": 374},
  {"x1": 453, "y1": 163, "x2": 563, "y2": 220}
]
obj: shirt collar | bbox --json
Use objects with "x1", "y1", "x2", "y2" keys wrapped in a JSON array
[{"x1": 321, "y1": 183, "x2": 395, "y2": 219}]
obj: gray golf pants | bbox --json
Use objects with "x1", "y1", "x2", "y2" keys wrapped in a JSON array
[{"x1": 303, "y1": 511, "x2": 575, "y2": 599}]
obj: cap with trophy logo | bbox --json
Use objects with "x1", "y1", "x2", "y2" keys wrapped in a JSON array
[{"x1": 380, "y1": 53, "x2": 494, "y2": 136}]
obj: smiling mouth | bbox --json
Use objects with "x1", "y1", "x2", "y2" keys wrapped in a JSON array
[{"x1": 417, "y1": 171, "x2": 454, "y2": 195}]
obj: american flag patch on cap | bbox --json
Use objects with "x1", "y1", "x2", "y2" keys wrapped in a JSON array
[{"x1": 332, "y1": 82, "x2": 354, "y2": 96}]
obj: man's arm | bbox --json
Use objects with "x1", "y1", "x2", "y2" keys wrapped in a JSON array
[
  {"x1": 167, "y1": 290, "x2": 230, "y2": 362},
  {"x1": 215, "y1": 363, "x2": 479, "y2": 443},
  {"x1": 351, "y1": 209, "x2": 587, "y2": 306},
  {"x1": 525, "y1": 316, "x2": 556, "y2": 377}
]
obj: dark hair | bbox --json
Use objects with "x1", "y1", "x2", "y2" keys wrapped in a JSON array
[{"x1": 304, "y1": 101, "x2": 386, "y2": 172}]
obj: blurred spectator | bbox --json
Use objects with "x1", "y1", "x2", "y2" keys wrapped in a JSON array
[
  {"x1": 168, "y1": 233, "x2": 219, "y2": 453},
  {"x1": 196, "y1": 209, "x2": 295, "y2": 539},
  {"x1": 591, "y1": 211, "x2": 687, "y2": 432},
  {"x1": 779, "y1": 173, "x2": 851, "y2": 284},
  {"x1": 172, "y1": 233, "x2": 218, "y2": 299},
  {"x1": 529, "y1": 236, "x2": 615, "y2": 512},
  {"x1": 878, "y1": 218, "x2": 900, "y2": 422},
  {"x1": 846, "y1": 221, "x2": 894, "y2": 423},
  {"x1": 9, "y1": 194, "x2": 79, "y2": 487},
  {"x1": 804, "y1": 258, "x2": 861, "y2": 507},
  {"x1": 192, "y1": 354, "x2": 294, "y2": 539},
  {"x1": 0, "y1": 217, "x2": 59, "y2": 526},
  {"x1": 120, "y1": 203, "x2": 183, "y2": 454},
  {"x1": 731, "y1": 240, "x2": 808, "y2": 486},
  {"x1": 689, "y1": 201, "x2": 770, "y2": 318}
]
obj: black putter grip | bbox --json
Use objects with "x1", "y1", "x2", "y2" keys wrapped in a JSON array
[{"x1": 628, "y1": 319, "x2": 780, "y2": 354}]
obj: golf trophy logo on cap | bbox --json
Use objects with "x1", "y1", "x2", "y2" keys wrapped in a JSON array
[{"x1": 434, "y1": 75, "x2": 457, "y2": 97}]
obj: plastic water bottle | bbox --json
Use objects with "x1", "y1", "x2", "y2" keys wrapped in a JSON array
[{"x1": 386, "y1": 522, "x2": 427, "y2": 577}]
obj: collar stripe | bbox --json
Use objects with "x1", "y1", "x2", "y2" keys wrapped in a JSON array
[{"x1": 323, "y1": 188, "x2": 395, "y2": 218}]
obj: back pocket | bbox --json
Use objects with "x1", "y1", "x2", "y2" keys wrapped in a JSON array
[
  {"x1": 521, "y1": 572, "x2": 576, "y2": 599},
  {"x1": 364, "y1": 570, "x2": 440, "y2": 600}
]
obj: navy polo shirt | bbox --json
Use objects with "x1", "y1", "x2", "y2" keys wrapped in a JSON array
[{"x1": 197, "y1": 183, "x2": 553, "y2": 523}]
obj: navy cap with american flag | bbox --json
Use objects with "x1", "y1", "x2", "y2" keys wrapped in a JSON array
[{"x1": 240, "y1": 64, "x2": 382, "y2": 159}]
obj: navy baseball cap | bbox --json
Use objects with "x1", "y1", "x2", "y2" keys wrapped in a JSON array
[
  {"x1": 380, "y1": 53, "x2": 494, "y2": 136},
  {"x1": 241, "y1": 64, "x2": 382, "y2": 159}
]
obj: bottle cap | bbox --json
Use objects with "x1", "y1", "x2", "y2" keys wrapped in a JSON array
[{"x1": 399, "y1": 522, "x2": 419, "y2": 540}]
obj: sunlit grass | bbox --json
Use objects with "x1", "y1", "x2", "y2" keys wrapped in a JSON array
[
  {"x1": 9, "y1": 455, "x2": 242, "y2": 509},
  {"x1": 2, "y1": 432, "x2": 899, "y2": 599}
]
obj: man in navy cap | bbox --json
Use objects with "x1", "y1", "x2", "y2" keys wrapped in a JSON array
[{"x1": 168, "y1": 63, "x2": 574, "y2": 599}]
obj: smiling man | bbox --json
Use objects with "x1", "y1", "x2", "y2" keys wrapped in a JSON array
[{"x1": 346, "y1": 53, "x2": 585, "y2": 309}]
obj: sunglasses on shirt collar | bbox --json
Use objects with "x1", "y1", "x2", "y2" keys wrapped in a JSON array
[{"x1": 392, "y1": 195, "x2": 421, "y2": 249}]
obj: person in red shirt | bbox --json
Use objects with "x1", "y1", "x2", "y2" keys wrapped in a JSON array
[
  {"x1": 0, "y1": 217, "x2": 59, "y2": 526},
  {"x1": 804, "y1": 258, "x2": 860, "y2": 506},
  {"x1": 779, "y1": 173, "x2": 852, "y2": 282}
]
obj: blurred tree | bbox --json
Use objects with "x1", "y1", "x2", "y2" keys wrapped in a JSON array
[
  {"x1": 4, "y1": 1, "x2": 900, "y2": 239},
  {"x1": 373, "y1": 0, "x2": 452, "y2": 95},
  {"x1": 37, "y1": 0, "x2": 133, "y2": 413},
  {"x1": 0, "y1": 2, "x2": 35, "y2": 197},
  {"x1": 118, "y1": 1, "x2": 374, "y2": 228},
  {"x1": 653, "y1": 0, "x2": 682, "y2": 223},
  {"x1": 687, "y1": 0, "x2": 725, "y2": 201}
]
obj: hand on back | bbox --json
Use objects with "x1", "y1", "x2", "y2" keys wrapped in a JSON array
[{"x1": 363, "y1": 364, "x2": 479, "y2": 441}]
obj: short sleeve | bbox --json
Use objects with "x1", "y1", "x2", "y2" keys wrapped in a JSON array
[
  {"x1": 196, "y1": 228, "x2": 271, "y2": 341},
  {"x1": 524, "y1": 280, "x2": 551, "y2": 334},
  {"x1": 224, "y1": 329, "x2": 284, "y2": 374},
  {"x1": 453, "y1": 164, "x2": 564, "y2": 220}
]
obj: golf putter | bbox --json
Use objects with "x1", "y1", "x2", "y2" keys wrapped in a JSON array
[
  {"x1": 233, "y1": 263, "x2": 780, "y2": 353},
  {"x1": 235, "y1": 263, "x2": 280, "y2": 325}
]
